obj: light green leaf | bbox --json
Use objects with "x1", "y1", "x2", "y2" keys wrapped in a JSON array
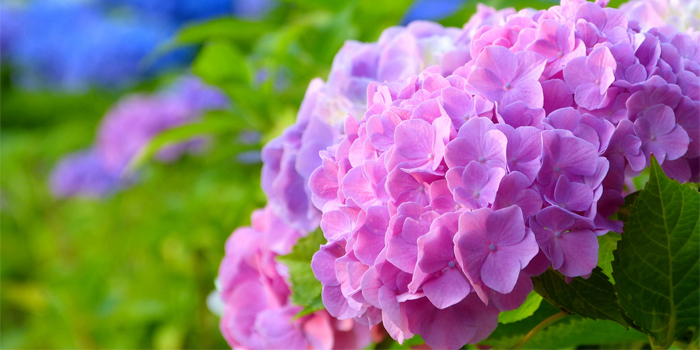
[
  {"x1": 498, "y1": 291, "x2": 543, "y2": 324},
  {"x1": 612, "y1": 156, "x2": 700, "y2": 347},
  {"x1": 173, "y1": 18, "x2": 271, "y2": 46},
  {"x1": 532, "y1": 267, "x2": 629, "y2": 327},
  {"x1": 192, "y1": 42, "x2": 251, "y2": 85},
  {"x1": 483, "y1": 302, "x2": 646, "y2": 349},
  {"x1": 598, "y1": 232, "x2": 622, "y2": 282},
  {"x1": 148, "y1": 18, "x2": 272, "y2": 63},
  {"x1": 521, "y1": 316, "x2": 648, "y2": 349},
  {"x1": 386, "y1": 335, "x2": 424, "y2": 349},
  {"x1": 277, "y1": 228, "x2": 326, "y2": 318}
]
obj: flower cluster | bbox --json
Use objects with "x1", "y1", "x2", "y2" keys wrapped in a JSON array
[
  {"x1": 260, "y1": 18, "x2": 512, "y2": 232},
  {"x1": 50, "y1": 76, "x2": 228, "y2": 198},
  {"x1": 305, "y1": 0, "x2": 699, "y2": 348},
  {"x1": 217, "y1": 206, "x2": 371, "y2": 350}
]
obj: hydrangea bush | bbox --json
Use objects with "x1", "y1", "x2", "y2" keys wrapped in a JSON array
[
  {"x1": 50, "y1": 76, "x2": 228, "y2": 198},
  {"x1": 216, "y1": 0, "x2": 699, "y2": 349}
]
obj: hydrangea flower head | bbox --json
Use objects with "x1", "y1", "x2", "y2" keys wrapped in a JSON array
[
  {"x1": 217, "y1": 206, "x2": 371, "y2": 350},
  {"x1": 301, "y1": 0, "x2": 700, "y2": 347}
]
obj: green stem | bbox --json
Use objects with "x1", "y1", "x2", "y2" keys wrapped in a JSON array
[{"x1": 509, "y1": 311, "x2": 568, "y2": 349}]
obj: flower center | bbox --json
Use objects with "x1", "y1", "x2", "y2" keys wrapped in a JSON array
[
  {"x1": 554, "y1": 166, "x2": 561, "y2": 173},
  {"x1": 448, "y1": 261, "x2": 456, "y2": 268},
  {"x1": 478, "y1": 156, "x2": 485, "y2": 163},
  {"x1": 595, "y1": 79, "x2": 600, "y2": 85},
  {"x1": 650, "y1": 135, "x2": 657, "y2": 141},
  {"x1": 555, "y1": 231, "x2": 562, "y2": 238},
  {"x1": 473, "y1": 191, "x2": 481, "y2": 198},
  {"x1": 504, "y1": 82, "x2": 512, "y2": 90},
  {"x1": 557, "y1": 51, "x2": 563, "y2": 57},
  {"x1": 428, "y1": 152, "x2": 434, "y2": 160},
  {"x1": 489, "y1": 244, "x2": 496, "y2": 251}
]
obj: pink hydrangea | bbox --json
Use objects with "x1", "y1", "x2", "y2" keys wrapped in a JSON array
[
  {"x1": 262, "y1": 20, "x2": 484, "y2": 232},
  {"x1": 51, "y1": 76, "x2": 228, "y2": 198},
  {"x1": 305, "y1": 0, "x2": 699, "y2": 348},
  {"x1": 217, "y1": 206, "x2": 371, "y2": 350},
  {"x1": 97, "y1": 76, "x2": 228, "y2": 173}
]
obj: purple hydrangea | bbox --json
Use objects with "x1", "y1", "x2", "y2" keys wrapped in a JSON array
[
  {"x1": 50, "y1": 150, "x2": 124, "y2": 198},
  {"x1": 97, "y1": 76, "x2": 228, "y2": 173},
  {"x1": 217, "y1": 206, "x2": 371, "y2": 350},
  {"x1": 301, "y1": 0, "x2": 699, "y2": 348},
  {"x1": 50, "y1": 76, "x2": 228, "y2": 198},
  {"x1": 261, "y1": 21, "x2": 479, "y2": 232}
]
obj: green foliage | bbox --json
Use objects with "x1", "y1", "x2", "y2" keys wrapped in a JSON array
[
  {"x1": 532, "y1": 267, "x2": 629, "y2": 327},
  {"x1": 519, "y1": 316, "x2": 648, "y2": 349},
  {"x1": 193, "y1": 42, "x2": 251, "y2": 85},
  {"x1": 172, "y1": 18, "x2": 272, "y2": 47},
  {"x1": 612, "y1": 157, "x2": 700, "y2": 347},
  {"x1": 598, "y1": 232, "x2": 622, "y2": 282},
  {"x1": 277, "y1": 229, "x2": 327, "y2": 317},
  {"x1": 0, "y1": 119, "x2": 266, "y2": 348},
  {"x1": 498, "y1": 291, "x2": 543, "y2": 324}
]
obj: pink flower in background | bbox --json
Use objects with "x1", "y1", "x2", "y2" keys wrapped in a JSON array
[{"x1": 50, "y1": 76, "x2": 228, "y2": 199}]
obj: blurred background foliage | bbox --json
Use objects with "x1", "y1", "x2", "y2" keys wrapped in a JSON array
[{"x1": 0, "y1": 0, "x2": 561, "y2": 348}]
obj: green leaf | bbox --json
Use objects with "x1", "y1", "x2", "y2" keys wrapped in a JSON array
[
  {"x1": 173, "y1": 18, "x2": 271, "y2": 46},
  {"x1": 126, "y1": 110, "x2": 245, "y2": 171},
  {"x1": 521, "y1": 316, "x2": 647, "y2": 349},
  {"x1": 483, "y1": 302, "x2": 646, "y2": 349},
  {"x1": 532, "y1": 267, "x2": 629, "y2": 327},
  {"x1": 484, "y1": 301, "x2": 561, "y2": 345},
  {"x1": 498, "y1": 291, "x2": 543, "y2": 324},
  {"x1": 148, "y1": 18, "x2": 272, "y2": 63},
  {"x1": 192, "y1": 42, "x2": 251, "y2": 85},
  {"x1": 612, "y1": 156, "x2": 700, "y2": 347},
  {"x1": 277, "y1": 228, "x2": 327, "y2": 318},
  {"x1": 385, "y1": 335, "x2": 424, "y2": 349},
  {"x1": 617, "y1": 191, "x2": 641, "y2": 223},
  {"x1": 598, "y1": 232, "x2": 622, "y2": 282}
]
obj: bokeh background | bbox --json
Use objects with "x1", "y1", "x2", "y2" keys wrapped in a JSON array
[{"x1": 0, "y1": 0, "x2": 577, "y2": 348}]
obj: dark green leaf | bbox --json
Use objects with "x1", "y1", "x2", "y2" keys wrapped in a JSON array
[
  {"x1": 612, "y1": 156, "x2": 700, "y2": 347},
  {"x1": 276, "y1": 228, "x2": 326, "y2": 318},
  {"x1": 498, "y1": 291, "x2": 543, "y2": 324},
  {"x1": 532, "y1": 267, "x2": 629, "y2": 327},
  {"x1": 617, "y1": 191, "x2": 641, "y2": 223}
]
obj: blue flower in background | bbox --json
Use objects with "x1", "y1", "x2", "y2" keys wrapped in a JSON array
[
  {"x1": 402, "y1": 0, "x2": 467, "y2": 24},
  {"x1": 2, "y1": 0, "x2": 275, "y2": 91}
]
